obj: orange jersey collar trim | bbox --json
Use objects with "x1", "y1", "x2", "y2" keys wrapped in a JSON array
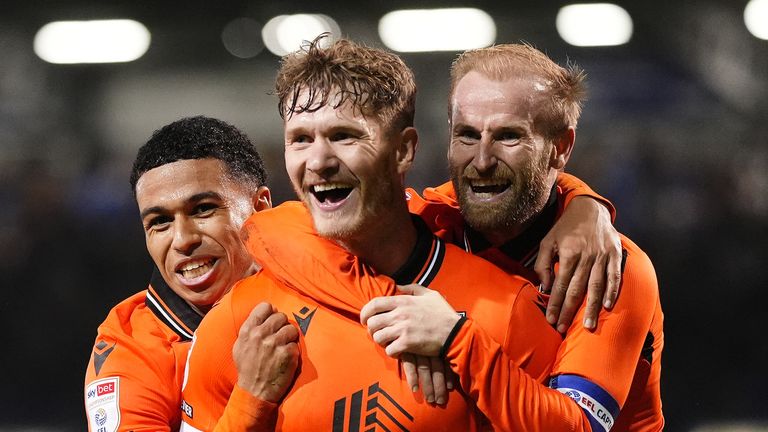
[
  {"x1": 390, "y1": 216, "x2": 446, "y2": 287},
  {"x1": 145, "y1": 268, "x2": 201, "y2": 341}
]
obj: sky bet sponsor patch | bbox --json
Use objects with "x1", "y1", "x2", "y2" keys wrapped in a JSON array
[
  {"x1": 85, "y1": 377, "x2": 120, "y2": 432},
  {"x1": 549, "y1": 374, "x2": 619, "y2": 432}
]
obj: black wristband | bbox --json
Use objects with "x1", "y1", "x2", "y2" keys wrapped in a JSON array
[{"x1": 439, "y1": 315, "x2": 468, "y2": 358}]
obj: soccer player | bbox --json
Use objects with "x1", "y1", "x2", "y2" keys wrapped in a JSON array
[
  {"x1": 246, "y1": 44, "x2": 664, "y2": 431},
  {"x1": 180, "y1": 38, "x2": 623, "y2": 432},
  {"x1": 83, "y1": 116, "x2": 297, "y2": 431},
  {"x1": 355, "y1": 44, "x2": 664, "y2": 431}
]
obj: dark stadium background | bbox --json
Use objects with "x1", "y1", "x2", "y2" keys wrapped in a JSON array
[{"x1": 1, "y1": 1, "x2": 766, "y2": 430}]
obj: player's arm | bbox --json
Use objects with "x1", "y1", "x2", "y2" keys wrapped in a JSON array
[
  {"x1": 556, "y1": 172, "x2": 616, "y2": 220},
  {"x1": 181, "y1": 286, "x2": 298, "y2": 432},
  {"x1": 549, "y1": 244, "x2": 660, "y2": 429},
  {"x1": 210, "y1": 303, "x2": 300, "y2": 432},
  {"x1": 84, "y1": 331, "x2": 176, "y2": 432},
  {"x1": 241, "y1": 202, "x2": 396, "y2": 317},
  {"x1": 362, "y1": 284, "x2": 599, "y2": 432},
  {"x1": 540, "y1": 173, "x2": 623, "y2": 331}
]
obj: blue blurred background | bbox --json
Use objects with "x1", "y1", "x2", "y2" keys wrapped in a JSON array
[{"x1": 1, "y1": 1, "x2": 767, "y2": 430}]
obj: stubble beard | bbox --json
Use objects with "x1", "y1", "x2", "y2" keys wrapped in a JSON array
[
  {"x1": 453, "y1": 153, "x2": 551, "y2": 237},
  {"x1": 297, "y1": 172, "x2": 398, "y2": 244}
]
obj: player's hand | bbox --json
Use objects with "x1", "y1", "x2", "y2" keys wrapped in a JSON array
[
  {"x1": 401, "y1": 353, "x2": 455, "y2": 405},
  {"x1": 535, "y1": 196, "x2": 623, "y2": 333},
  {"x1": 360, "y1": 284, "x2": 460, "y2": 357},
  {"x1": 233, "y1": 302, "x2": 300, "y2": 402}
]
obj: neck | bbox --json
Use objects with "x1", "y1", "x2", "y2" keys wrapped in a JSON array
[
  {"x1": 480, "y1": 215, "x2": 539, "y2": 247},
  {"x1": 338, "y1": 205, "x2": 417, "y2": 276}
]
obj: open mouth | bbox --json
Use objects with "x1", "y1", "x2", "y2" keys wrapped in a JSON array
[
  {"x1": 469, "y1": 179, "x2": 511, "y2": 195},
  {"x1": 176, "y1": 258, "x2": 217, "y2": 280},
  {"x1": 311, "y1": 182, "x2": 353, "y2": 204}
]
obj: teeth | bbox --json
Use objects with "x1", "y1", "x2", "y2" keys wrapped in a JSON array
[
  {"x1": 178, "y1": 259, "x2": 215, "y2": 280},
  {"x1": 312, "y1": 182, "x2": 352, "y2": 193},
  {"x1": 470, "y1": 179, "x2": 507, "y2": 187}
]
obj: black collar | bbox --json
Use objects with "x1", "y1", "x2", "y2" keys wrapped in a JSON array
[
  {"x1": 390, "y1": 215, "x2": 446, "y2": 287},
  {"x1": 144, "y1": 267, "x2": 202, "y2": 341}
]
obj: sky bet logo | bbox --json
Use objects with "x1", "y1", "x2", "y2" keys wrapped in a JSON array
[
  {"x1": 97, "y1": 382, "x2": 116, "y2": 396},
  {"x1": 87, "y1": 381, "x2": 116, "y2": 399}
]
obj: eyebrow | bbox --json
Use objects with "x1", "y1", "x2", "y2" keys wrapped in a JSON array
[
  {"x1": 139, "y1": 191, "x2": 224, "y2": 219},
  {"x1": 452, "y1": 122, "x2": 527, "y2": 133}
]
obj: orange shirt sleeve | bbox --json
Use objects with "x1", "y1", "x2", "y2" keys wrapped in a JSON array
[
  {"x1": 549, "y1": 238, "x2": 659, "y2": 411},
  {"x1": 557, "y1": 172, "x2": 617, "y2": 222},
  {"x1": 181, "y1": 281, "x2": 278, "y2": 432},
  {"x1": 84, "y1": 332, "x2": 177, "y2": 431},
  {"x1": 443, "y1": 284, "x2": 594, "y2": 432},
  {"x1": 84, "y1": 297, "x2": 181, "y2": 432},
  {"x1": 212, "y1": 386, "x2": 279, "y2": 432},
  {"x1": 446, "y1": 319, "x2": 592, "y2": 432}
]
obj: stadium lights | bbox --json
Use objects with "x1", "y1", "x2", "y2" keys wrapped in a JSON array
[
  {"x1": 556, "y1": 3, "x2": 633, "y2": 47},
  {"x1": 378, "y1": 8, "x2": 496, "y2": 52},
  {"x1": 745, "y1": 0, "x2": 768, "y2": 40},
  {"x1": 262, "y1": 14, "x2": 340, "y2": 56},
  {"x1": 34, "y1": 19, "x2": 151, "y2": 64}
]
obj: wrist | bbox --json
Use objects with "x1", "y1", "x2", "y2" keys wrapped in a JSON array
[{"x1": 439, "y1": 315, "x2": 467, "y2": 358}]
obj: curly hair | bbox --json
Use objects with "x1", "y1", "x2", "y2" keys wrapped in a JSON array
[
  {"x1": 129, "y1": 116, "x2": 267, "y2": 195},
  {"x1": 450, "y1": 43, "x2": 587, "y2": 138},
  {"x1": 275, "y1": 34, "x2": 417, "y2": 133}
]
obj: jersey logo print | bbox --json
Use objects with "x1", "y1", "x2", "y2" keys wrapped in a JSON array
[
  {"x1": 293, "y1": 306, "x2": 317, "y2": 336},
  {"x1": 332, "y1": 382, "x2": 414, "y2": 432},
  {"x1": 92, "y1": 340, "x2": 116, "y2": 376}
]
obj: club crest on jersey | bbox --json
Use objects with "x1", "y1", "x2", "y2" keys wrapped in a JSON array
[
  {"x1": 85, "y1": 377, "x2": 120, "y2": 432},
  {"x1": 94, "y1": 408, "x2": 108, "y2": 427},
  {"x1": 332, "y1": 382, "x2": 413, "y2": 432}
]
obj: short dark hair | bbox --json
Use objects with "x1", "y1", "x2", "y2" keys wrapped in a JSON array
[
  {"x1": 129, "y1": 116, "x2": 267, "y2": 195},
  {"x1": 275, "y1": 35, "x2": 417, "y2": 134}
]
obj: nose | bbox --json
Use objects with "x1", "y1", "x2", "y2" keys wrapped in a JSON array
[
  {"x1": 472, "y1": 138, "x2": 497, "y2": 174},
  {"x1": 171, "y1": 217, "x2": 202, "y2": 255},
  {"x1": 305, "y1": 138, "x2": 339, "y2": 176}
]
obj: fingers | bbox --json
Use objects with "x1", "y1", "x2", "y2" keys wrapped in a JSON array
[
  {"x1": 384, "y1": 337, "x2": 407, "y2": 357},
  {"x1": 396, "y1": 283, "x2": 427, "y2": 296},
  {"x1": 444, "y1": 360, "x2": 456, "y2": 391},
  {"x1": 603, "y1": 246, "x2": 623, "y2": 309},
  {"x1": 582, "y1": 254, "x2": 608, "y2": 330},
  {"x1": 239, "y1": 302, "x2": 274, "y2": 335},
  {"x1": 545, "y1": 253, "x2": 577, "y2": 327},
  {"x1": 360, "y1": 296, "x2": 402, "y2": 325},
  {"x1": 274, "y1": 321, "x2": 300, "y2": 344},
  {"x1": 534, "y1": 239, "x2": 556, "y2": 293},
  {"x1": 370, "y1": 324, "x2": 400, "y2": 348},
  {"x1": 555, "y1": 256, "x2": 591, "y2": 333},
  {"x1": 416, "y1": 355, "x2": 435, "y2": 404},
  {"x1": 401, "y1": 353, "x2": 419, "y2": 392},
  {"x1": 429, "y1": 356, "x2": 448, "y2": 405},
  {"x1": 365, "y1": 311, "x2": 394, "y2": 336}
]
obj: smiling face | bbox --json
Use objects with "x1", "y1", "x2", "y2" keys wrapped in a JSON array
[
  {"x1": 135, "y1": 158, "x2": 270, "y2": 309},
  {"x1": 283, "y1": 96, "x2": 409, "y2": 243},
  {"x1": 449, "y1": 71, "x2": 557, "y2": 238}
]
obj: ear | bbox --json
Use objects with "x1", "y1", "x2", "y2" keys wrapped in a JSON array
[
  {"x1": 253, "y1": 186, "x2": 272, "y2": 212},
  {"x1": 550, "y1": 126, "x2": 575, "y2": 170},
  {"x1": 395, "y1": 126, "x2": 418, "y2": 176}
]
